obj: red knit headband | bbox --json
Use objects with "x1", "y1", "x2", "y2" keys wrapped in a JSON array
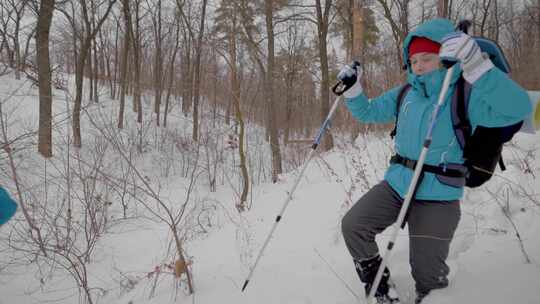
[{"x1": 409, "y1": 37, "x2": 441, "y2": 57}]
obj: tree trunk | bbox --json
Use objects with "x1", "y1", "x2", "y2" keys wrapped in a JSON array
[
  {"x1": 181, "y1": 41, "x2": 192, "y2": 116},
  {"x1": 118, "y1": 0, "x2": 132, "y2": 129},
  {"x1": 399, "y1": 0, "x2": 410, "y2": 64},
  {"x1": 110, "y1": 31, "x2": 117, "y2": 98},
  {"x1": 212, "y1": 54, "x2": 218, "y2": 128},
  {"x1": 265, "y1": 0, "x2": 282, "y2": 183},
  {"x1": 72, "y1": 0, "x2": 116, "y2": 147},
  {"x1": 0, "y1": 39, "x2": 5, "y2": 61},
  {"x1": 284, "y1": 85, "x2": 293, "y2": 146},
  {"x1": 192, "y1": 0, "x2": 207, "y2": 141},
  {"x1": 153, "y1": 1, "x2": 163, "y2": 126},
  {"x1": 225, "y1": 84, "x2": 231, "y2": 125},
  {"x1": 537, "y1": 0, "x2": 540, "y2": 46},
  {"x1": 92, "y1": 35, "x2": 99, "y2": 103},
  {"x1": 172, "y1": 229, "x2": 193, "y2": 294},
  {"x1": 478, "y1": 0, "x2": 493, "y2": 37},
  {"x1": 228, "y1": 25, "x2": 249, "y2": 212},
  {"x1": 315, "y1": 0, "x2": 334, "y2": 151},
  {"x1": 352, "y1": 1, "x2": 364, "y2": 60},
  {"x1": 101, "y1": 24, "x2": 115, "y2": 98},
  {"x1": 87, "y1": 33, "x2": 94, "y2": 102},
  {"x1": 15, "y1": 46, "x2": 21, "y2": 78},
  {"x1": 131, "y1": 1, "x2": 142, "y2": 153},
  {"x1": 163, "y1": 58, "x2": 176, "y2": 128},
  {"x1": 13, "y1": 29, "x2": 21, "y2": 80},
  {"x1": 182, "y1": 51, "x2": 192, "y2": 116},
  {"x1": 12, "y1": 2, "x2": 26, "y2": 80},
  {"x1": 536, "y1": 0, "x2": 540, "y2": 88},
  {"x1": 490, "y1": 0, "x2": 499, "y2": 42},
  {"x1": 132, "y1": 2, "x2": 142, "y2": 124},
  {"x1": 36, "y1": 0, "x2": 55, "y2": 158},
  {"x1": 73, "y1": 41, "x2": 90, "y2": 148},
  {"x1": 163, "y1": 19, "x2": 181, "y2": 128},
  {"x1": 350, "y1": 0, "x2": 364, "y2": 140},
  {"x1": 437, "y1": 0, "x2": 449, "y2": 18}
]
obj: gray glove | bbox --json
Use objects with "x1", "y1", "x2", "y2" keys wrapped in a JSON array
[{"x1": 439, "y1": 32, "x2": 494, "y2": 83}]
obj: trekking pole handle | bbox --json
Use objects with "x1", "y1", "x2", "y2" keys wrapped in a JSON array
[
  {"x1": 332, "y1": 61, "x2": 361, "y2": 96},
  {"x1": 457, "y1": 19, "x2": 471, "y2": 34}
]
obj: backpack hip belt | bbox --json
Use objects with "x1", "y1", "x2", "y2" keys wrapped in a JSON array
[{"x1": 390, "y1": 154, "x2": 467, "y2": 178}]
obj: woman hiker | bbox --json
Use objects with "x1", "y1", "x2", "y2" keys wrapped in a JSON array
[{"x1": 339, "y1": 18, "x2": 531, "y2": 304}]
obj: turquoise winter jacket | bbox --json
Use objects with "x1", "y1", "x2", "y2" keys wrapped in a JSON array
[
  {"x1": 0, "y1": 186, "x2": 17, "y2": 225},
  {"x1": 345, "y1": 18, "x2": 532, "y2": 201}
]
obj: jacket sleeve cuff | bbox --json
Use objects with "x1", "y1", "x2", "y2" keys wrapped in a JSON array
[
  {"x1": 343, "y1": 82, "x2": 363, "y2": 98},
  {"x1": 463, "y1": 56, "x2": 494, "y2": 84}
]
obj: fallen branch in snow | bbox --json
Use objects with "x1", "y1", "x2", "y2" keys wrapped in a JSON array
[
  {"x1": 491, "y1": 169, "x2": 540, "y2": 209},
  {"x1": 486, "y1": 188, "x2": 532, "y2": 264}
]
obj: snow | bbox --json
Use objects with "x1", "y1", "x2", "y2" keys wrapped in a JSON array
[{"x1": 1, "y1": 70, "x2": 540, "y2": 304}]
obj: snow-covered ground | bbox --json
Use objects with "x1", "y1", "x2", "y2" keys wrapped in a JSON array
[{"x1": 1, "y1": 70, "x2": 539, "y2": 304}]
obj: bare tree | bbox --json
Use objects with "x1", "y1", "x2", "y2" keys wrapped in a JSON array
[
  {"x1": 487, "y1": 0, "x2": 500, "y2": 42},
  {"x1": 0, "y1": 5, "x2": 16, "y2": 68},
  {"x1": 536, "y1": 0, "x2": 540, "y2": 88},
  {"x1": 163, "y1": 10, "x2": 182, "y2": 128},
  {"x1": 36, "y1": 0, "x2": 55, "y2": 158},
  {"x1": 352, "y1": 0, "x2": 364, "y2": 60},
  {"x1": 375, "y1": 0, "x2": 409, "y2": 67},
  {"x1": 351, "y1": 0, "x2": 366, "y2": 139},
  {"x1": 84, "y1": 110, "x2": 197, "y2": 294},
  {"x1": 94, "y1": 13, "x2": 118, "y2": 99},
  {"x1": 90, "y1": 5, "x2": 100, "y2": 103},
  {"x1": 150, "y1": 0, "x2": 164, "y2": 126},
  {"x1": 474, "y1": 0, "x2": 494, "y2": 37},
  {"x1": 538, "y1": 0, "x2": 540, "y2": 44},
  {"x1": 265, "y1": 0, "x2": 283, "y2": 182},
  {"x1": 438, "y1": 0, "x2": 450, "y2": 18},
  {"x1": 70, "y1": 0, "x2": 116, "y2": 148},
  {"x1": 177, "y1": 0, "x2": 195, "y2": 116},
  {"x1": 1, "y1": 93, "x2": 111, "y2": 304},
  {"x1": 1, "y1": 0, "x2": 28, "y2": 80},
  {"x1": 192, "y1": 0, "x2": 208, "y2": 141},
  {"x1": 315, "y1": 0, "x2": 335, "y2": 151},
  {"x1": 118, "y1": 0, "x2": 131, "y2": 129},
  {"x1": 235, "y1": 0, "x2": 283, "y2": 182},
  {"x1": 277, "y1": 22, "x2": 306, "y2": 145},
  {"x1": 214, "y1": 0, "x2": 250, "y2": 211}
]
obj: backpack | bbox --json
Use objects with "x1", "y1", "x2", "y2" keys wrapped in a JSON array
[{"x1": 390, "y1": 37, "x2": 523, "y2": 188}]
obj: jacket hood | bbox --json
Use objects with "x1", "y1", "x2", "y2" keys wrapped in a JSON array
[
  {"x1": 402, "y1": 18, "x2": 454, "y2": 67},
  {"x1": 403, "y1": 18, "x2": 460, "y2": 89}
]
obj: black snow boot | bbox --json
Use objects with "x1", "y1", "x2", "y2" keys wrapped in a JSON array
[
  {"x1": 354, "y1": 255, "x2": 400, "y2": 304},
  {"x1": 414, "y1": 291, "x2": 429, "y2": 304}
]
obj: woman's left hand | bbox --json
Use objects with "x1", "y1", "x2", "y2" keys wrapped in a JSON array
[{"x1": 439, "y1": 32, "x2": 494, "y2": 83}]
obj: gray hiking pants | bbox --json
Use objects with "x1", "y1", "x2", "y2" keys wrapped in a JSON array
[{"x1": 341, "y1": 181, "x2": 460, "y2": 294}]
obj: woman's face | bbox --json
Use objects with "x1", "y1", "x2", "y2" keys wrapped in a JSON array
[{"x1": 410, "y1": 52, "x2": 440, "y2": 75}]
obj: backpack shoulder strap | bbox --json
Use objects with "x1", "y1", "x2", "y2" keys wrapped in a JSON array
[
  {"x1": 390, "y1": 83, "x2": 412, "y2": 139},
  {"x1": 451, "y1": 76, "x2": 473, "y2": 149}
]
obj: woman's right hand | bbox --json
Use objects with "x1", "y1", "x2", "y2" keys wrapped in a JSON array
[{"x1": 337, "y1": 61, "x2": 363, "y2": 98}]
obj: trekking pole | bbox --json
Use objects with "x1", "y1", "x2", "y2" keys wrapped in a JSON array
[
  {"x1": 366, "y1": 65, "x2": 456, "y2": 304},
  {"x1": 241, "y1": 62, "x2": 359, "y2": 292}
]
